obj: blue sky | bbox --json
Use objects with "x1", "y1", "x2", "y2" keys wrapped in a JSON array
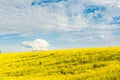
[{"x1": 0, "y1": 0, "x2": 120, "y2": 52}]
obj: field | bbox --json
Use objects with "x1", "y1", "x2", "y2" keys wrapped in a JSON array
[{"x1": 0, "y1": 46, "x2": 120, "y2": 80}]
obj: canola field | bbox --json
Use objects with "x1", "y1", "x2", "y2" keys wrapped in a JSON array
[{"x1": 0, "y1": 46, "x2": 120, "y2": 80}]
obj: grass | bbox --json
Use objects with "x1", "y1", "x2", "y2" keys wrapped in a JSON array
[{"x1": 0, "y1": 46, "x2": 120, "y2": 80}]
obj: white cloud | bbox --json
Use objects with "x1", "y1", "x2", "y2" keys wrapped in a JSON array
[
  {"x1": 0, "y1": 0, "x2": 89, "y2": 35},
  {"x1": 0, "y1": 0, "x2": 119, "y2": 34},
  {"x1": 0, "y1": 0, "x2": 120, "y2": 51},
  {"x1": 0, "y1": 45, "x2": 31, "y2": 52},
  {"x1": 92, "y1": 0, "x2": 120, "y2": 8},
  {"x1": 92, "y1": 0, "x2": 117, "y2": 4},
  {"x1": 23, "y1": 39, "x2": 50, "y2": 50}
]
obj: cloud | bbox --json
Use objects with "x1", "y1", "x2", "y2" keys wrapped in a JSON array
[
  {"x1": 22, "y1": 39, "x2": 50, "y2": 50},
  {"x1": 0, "y1": 45, "x2": 31, "y2": 52},
  {"x1": 92, "y1": 0, "x2": 120, "y2": 8},
  {"x1": 31, "y1": 0, "x2": 67, "y2": 6},
  {"x1": 0, "y1": 0, "x2": 120, "y2": 51},
  {"x1": 0, "y1": 0, "x2": 119, "y2": 35},
  {"x1": 0, "y1": 0, "x2": 89, "y2": 35}
]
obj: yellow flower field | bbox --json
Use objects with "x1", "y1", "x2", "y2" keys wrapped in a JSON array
[{"x1": 0, "y1": 46, "x2": 120, "y2": 80}]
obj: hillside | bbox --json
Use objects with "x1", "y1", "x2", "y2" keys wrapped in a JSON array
[{"x1": 0, "y1": 47, "x2": 120, "y2": 80}]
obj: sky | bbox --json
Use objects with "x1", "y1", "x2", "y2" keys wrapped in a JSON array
[{"x1": 0, "y1": 0, "x2": 120, "y2": 52}]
